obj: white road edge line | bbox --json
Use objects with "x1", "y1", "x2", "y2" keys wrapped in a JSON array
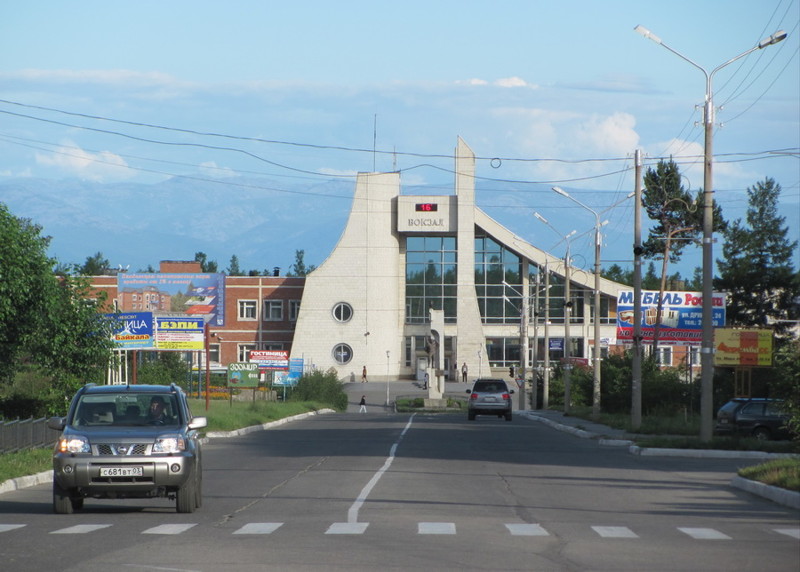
[{"x1": 347, "y1": 414, "x2": 415, "y2": 524}]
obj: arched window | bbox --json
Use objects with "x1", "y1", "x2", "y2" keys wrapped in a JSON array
[
  {"x1": 332, "y1": 302, "x2": 353, "y2": 323},
  {"x1": 332, "y1": 343, "x2": 353, "y2": 365}
]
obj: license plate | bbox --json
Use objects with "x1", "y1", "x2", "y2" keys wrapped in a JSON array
[
  {"x1": 100, "y1": 466, "x2": 143, "y2": 477},
  {"x1": 484, "y1": 397, "x2": 496, "y2": 402}
]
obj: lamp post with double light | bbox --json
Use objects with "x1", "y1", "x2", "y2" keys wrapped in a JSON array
[
  {"x1": 634, "y1": 24, "x2": 787, "y2": 441},
  {"x1": 552, "y1": 187, "x2": 634, "y2": 419},
  {"x1": 535, "y1": 212, "x2": 576, "y2": 414}
]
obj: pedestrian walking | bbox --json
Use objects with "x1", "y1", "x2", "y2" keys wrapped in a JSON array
[
  {"x1": 361, "y1": 365, "x2": 368, "y2": 383},
  {"x1": 461, "y1": 362, "x2": 468, "y2": 383},
  {"x1": 359, "y1": 395, "x2": 367, "y2": 413},
  {"x1": 423, "y1": 372, "x2": 428, "y2": 390}
]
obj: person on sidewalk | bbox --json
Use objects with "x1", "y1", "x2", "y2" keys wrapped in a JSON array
[
  {"x1": 461, "y1": 362, "x2": 468, "y2": 383},
  {"x1": 361, "y1": 365, "x2": 368, "y2": 383},
  {"x1": 359, "y1": 395, "x2": 367, "y2": 413}
]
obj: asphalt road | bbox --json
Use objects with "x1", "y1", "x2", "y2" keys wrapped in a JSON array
[{"x1": 1, "y1": 381, "x2": 798, "y2": 571}]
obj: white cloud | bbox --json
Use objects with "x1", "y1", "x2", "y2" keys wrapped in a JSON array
[
  {"x1": 35, "y1": 141, "x2": 133, "y2": 182},
  {"x1": 199, "y1": 161, "x2": 237, "y2": 179},
  {"x1": 494, "y1": 76, "x2": 531, "y2": 88}
]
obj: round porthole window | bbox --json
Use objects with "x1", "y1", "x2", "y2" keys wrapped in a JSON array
[
  {"x1": 332, "y1": 343, "x2": 353, "y2": 365},
  {"x1": 332, "y1": 302, "x2": 353, "y2": 323}
]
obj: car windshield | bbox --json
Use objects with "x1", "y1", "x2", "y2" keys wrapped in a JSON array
[
  {"x1": 72, "y1": 393, "x2": 180, "y2": 427},
  {"x1": 474, "y1": 381, "x2": 504, "y2": 393}
]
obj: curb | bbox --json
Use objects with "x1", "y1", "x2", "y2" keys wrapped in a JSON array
[
  {"x1": 731, "y1": 476, "x2": 800, "y2": 510},
  {"x1": 0, "y1": 409, "x2": 336, "y2": 496}
]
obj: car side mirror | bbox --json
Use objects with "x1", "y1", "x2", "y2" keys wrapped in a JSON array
[
  {"x1": 465, "y1": 389, "x2": 471, "y2": 394},
  {"x1": 509, "y1": 389, "x2": 515, "y2": 394},
  {"x1": 189, "y1": 417, "x2": 207, "y2": 430},
  {"x1": 47, "y1": 416, "x2": 66, "y2": 431}
]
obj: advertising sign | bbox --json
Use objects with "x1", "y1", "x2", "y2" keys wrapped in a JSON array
[
  {"x1": 108, "y1": 312, "x2": 154, "y2": 349},
  {"x1": 250, "y1": 350, "x2": 289, "y2": 370},
  {"x1": 714, "y1": 329, "x2": 773, "y2": 367},
  {"x1": 118, "y1": 273, "x2": 225, "y2": 326},
  {"x1": 155, "y1": 317, "x2": 205, "y2": 350},
  {"x1": 616, "y1": 290, "x2": 726, "y2": 345},
  {"x1": 227, "y1": 362, "x2": 261, "y2": 388}
]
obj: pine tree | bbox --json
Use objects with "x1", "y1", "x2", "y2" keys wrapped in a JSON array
[{"x1": 716, "y1": 178, "x2": 799, "y2": 335}]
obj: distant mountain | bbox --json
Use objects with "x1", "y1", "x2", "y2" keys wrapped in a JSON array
[{"x1": 0, "y1": 176, "x2": 354, "y2": 274}]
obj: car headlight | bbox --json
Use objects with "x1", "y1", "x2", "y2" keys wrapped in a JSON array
[
  {"x1": 57, "y1": 435, "x2": 90, "y2": 454},
  {"x1": 153, "y1": 434, "x2": 186, "y2": 453}
]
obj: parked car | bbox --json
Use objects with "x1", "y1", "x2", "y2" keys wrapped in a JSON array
[
  {"x1": 714, "y1": 398, "x2": 791, "y2": 440},
  {"x1": 466, "y1": 378, "x2": 514, "y2": 421},
  {"x1": 47, "y1": 383, "x2": 206, "y2": 514}
]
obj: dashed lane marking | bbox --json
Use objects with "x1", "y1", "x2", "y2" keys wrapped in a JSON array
[
  {"x1": 592, "y1": 526, "x2": 639, "y2": 538},
  {"x1": 418, "y1": 522, "x2": 456, "y2": 535},
  {"x1": 233, "y1": 523, "x2": 283, "y2": 534},
  {"x1": 678, "y1": 527, "x2": 731, "y2": 540},
  {"x1": 142, "y1": 523, "x2": 197, "y2": 535},
  {"x1": 50, "y1": 524, "x2": 112, "y2": 534},
  {"x1": 505, "y1": 523, "x2": 549, "y2": 536}
]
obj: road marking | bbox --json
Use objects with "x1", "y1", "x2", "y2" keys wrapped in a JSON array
[
  {"x1": 233, "y1": 523, "x2": 283, "y2": 534},
  {"x1": 50, "y1": 524, "x2": 112, "y2": 534},
  {"x1": 505, "y1": 523, "x2": 549, "y2": 536},
  {"x1": 418, "y1": 522, "x2": 456, "y2": 535},
  {"x1": 326, "y1": 522, "x2": 369, "y2": 534},
  {"x1": 774, "y1": 528, "x2": 800, "y2": 539},
  {"x1": 0, "y1": 524, "x2": 26, "y2": 533},
  {"x1": 592, "y1": 526, "x2": 639, "y2": 538},
  {"x1": 346, "y1": 414, "x2": 415, "y2": 524},
  {"x1": 142, "y1": 523, "x2": 197, "y2": 535},
  {"x1": 678, "y1": 527, "x2": 731, "y2": 540}
]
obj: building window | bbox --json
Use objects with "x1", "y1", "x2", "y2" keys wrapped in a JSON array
[
  {"x1": 238, "y1": 300, "x2": 257, "y2": 320},
  {"x1": 264, "y1": 300, "x2": 283, "y2": 321},
  {"x1": 209, "y1": 344, "x2": 221, "y2": 363},
  {"x1": 405, "y1": 235, "x2": 457, "y2": 324},
  {"x1": 289, "y1": 300, "x2": 300, "y2": 321},
  {"x1": 656, "y1": 347, "x2": 673, "y2": 366},
  {"x1": 474, "y1": 235, "x2": 522, "y2": 324},
  {"x1": 263, "y1": 343, "x2": 284, "y2": 351},
  {"x1": 238, "y1": 344, "x2": 256, "y2": 362},
  {"x1": 332, "y1": 302, "x2": 353, "y2": 323},
  {"x1": 332, "y1": 343, "x2": 353, "y2": 365}
]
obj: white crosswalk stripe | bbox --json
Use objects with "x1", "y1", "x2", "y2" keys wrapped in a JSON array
[
  {"x1": 592, "y1": 526, "x2": 639, "y2": 538},
  {"x1": 505, "y1": 523, "x2": 549, "y2": 536},
  {"x1": 142, "y1": 523, "x2": 197, "y2": 535},
  {"x1": 326, "y1": 522, "x2": 369, "y2": 534},
  {"x1": 50, "y1": 524, "x2": 112, "y2": 534},
  {"x1": 0, "y1": 524, "x2": 26, "y2": 533},
  {"x1": 418, "y1": 522, "x2": 456, "y2": 535},
  {"x1": 678, "y1": 527, "x2": 731, "y2": 540},
  {"x1": 774, "y1": 528, "x2": 800, "y2": 539},
  {"x1": 233, "y1": 522, "x2": 283, "y2": 534}
]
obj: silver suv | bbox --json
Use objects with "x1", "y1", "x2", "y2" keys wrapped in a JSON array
[
  {"x1": 48, "y1": 383, "x2": 206, "y2": 514},
  {"x1": 466, "y1": 378, "x2": 514, "y2": 421}
]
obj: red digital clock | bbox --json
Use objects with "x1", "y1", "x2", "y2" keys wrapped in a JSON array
[{"x1": 415, "y1": 203, "x2": 438, "y2": 212}]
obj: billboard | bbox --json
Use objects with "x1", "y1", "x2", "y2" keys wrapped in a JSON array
[
  {"x1": 227, "y1": 362, "x2": 261, "y2": 388},
  {"x1": 117, "y1": 273, "x2": 225, "y2": 326},
  {"x1": 250, "y1": 350, "x2": 289, "y2": 370},
  {"x1": 616, "y1": 290, "x2": 726, "y2": 345},
  {"x1": 714, "y1": 329, "x2": 773, "y2": 367},
  {"x1": 109, "y1": 312, "x2": 154, "y2": 349},
  {"x1": 155, "y1": 317, "x2": 205, "y2": 350}
]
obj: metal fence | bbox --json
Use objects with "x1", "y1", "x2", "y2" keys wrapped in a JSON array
[{"x1": 0, "y1": 417, "x2": 60, "y2": 454}]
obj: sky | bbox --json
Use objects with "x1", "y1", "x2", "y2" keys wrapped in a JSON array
[{"x1": 1, "y1": 0, "x2": 798, "y2": 278}]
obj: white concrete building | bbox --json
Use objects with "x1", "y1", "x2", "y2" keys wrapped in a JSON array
[{"x1": 291, "y1": 138, "x2": 626, "y2": 387}]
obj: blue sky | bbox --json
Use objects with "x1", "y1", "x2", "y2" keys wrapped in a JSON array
[{"x1": 1, "y1": 0, "x2": 798, "y2": 276}]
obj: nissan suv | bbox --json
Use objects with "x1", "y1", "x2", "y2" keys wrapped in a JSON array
[
  {"x1": 48, "y1": 383, "x2": 206, "y2": 514},
  {"x1": 466, "y1": 378, "x2": 514, "y2": 421},
  {"x1": 714, "y1": 397, "x2": 791, "y2": 440}
]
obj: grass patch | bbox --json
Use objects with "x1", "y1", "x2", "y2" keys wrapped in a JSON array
[
  {"x1": 739, "y1": 458, "x2": 800, "y2": 492},
  {"x1": 0, "y1": 448, "x2": 52, "y2": 483},
  {"x1": 567, "y1": 406, "x2": 700, "y2": 436},
  {"x1": 634, "y1": 435, "x2": 799, "y2": 454}
]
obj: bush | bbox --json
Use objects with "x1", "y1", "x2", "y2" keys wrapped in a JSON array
[{"x1": 287, "y1": 369, "x2": 348, "y2": 411}]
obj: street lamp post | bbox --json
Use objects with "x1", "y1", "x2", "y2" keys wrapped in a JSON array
[
  {"x1": 535, "y1": 212, "x2": 576, "y2": 414},
  {"x1": 502, "y1": 281, "x2": 529, "y2": 410},
  {"x1": 551, "y1": 188, "x2": 634, "y2": 420},
  {"x1": 635, "y1": 24, "x2": 787, "y2": 441}
]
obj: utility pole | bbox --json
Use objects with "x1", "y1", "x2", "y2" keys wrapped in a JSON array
[{"x1": 631, "y1": 149, "x2": 643, "y2": 431}]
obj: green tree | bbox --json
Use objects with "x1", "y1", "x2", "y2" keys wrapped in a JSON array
[
  {"x1": 287, "y1": 250, "x2": 316, "y2": 277},
  {"x1": 716, "y1": 178, "x2": 799, "y2": 334},
  {"x1": 194, "y1": 251, "x2": 218, "y2": 273},
  {"x1": 226, "y1": 255, "x2": 243, "y2": 276},
  {"x1": 602, "y1": 264, "x2": 632, "y2": 286},
  {"x1": 0, "y1": 204, "x2": 55, "y2": 382},
  {"x1": 80, "y1": 252, "x2": 110, "y2": 275}
]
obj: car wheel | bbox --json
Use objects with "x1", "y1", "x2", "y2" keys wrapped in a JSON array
[
  {"x1": 53, "y1": 482, "x2": 74, "y2": 515},
  {"x1": 176, "y1": 470, "x2": 197, "y2": 513},
  {"x1": 752, "y1": 427, "x2": 771, "y2": 440},
  {"x1": 505, "y1": 411, "x2": 512, "y2": 422},
  {"x1": 468, "y1": 411, "x2": 475, "y2": 421}
]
